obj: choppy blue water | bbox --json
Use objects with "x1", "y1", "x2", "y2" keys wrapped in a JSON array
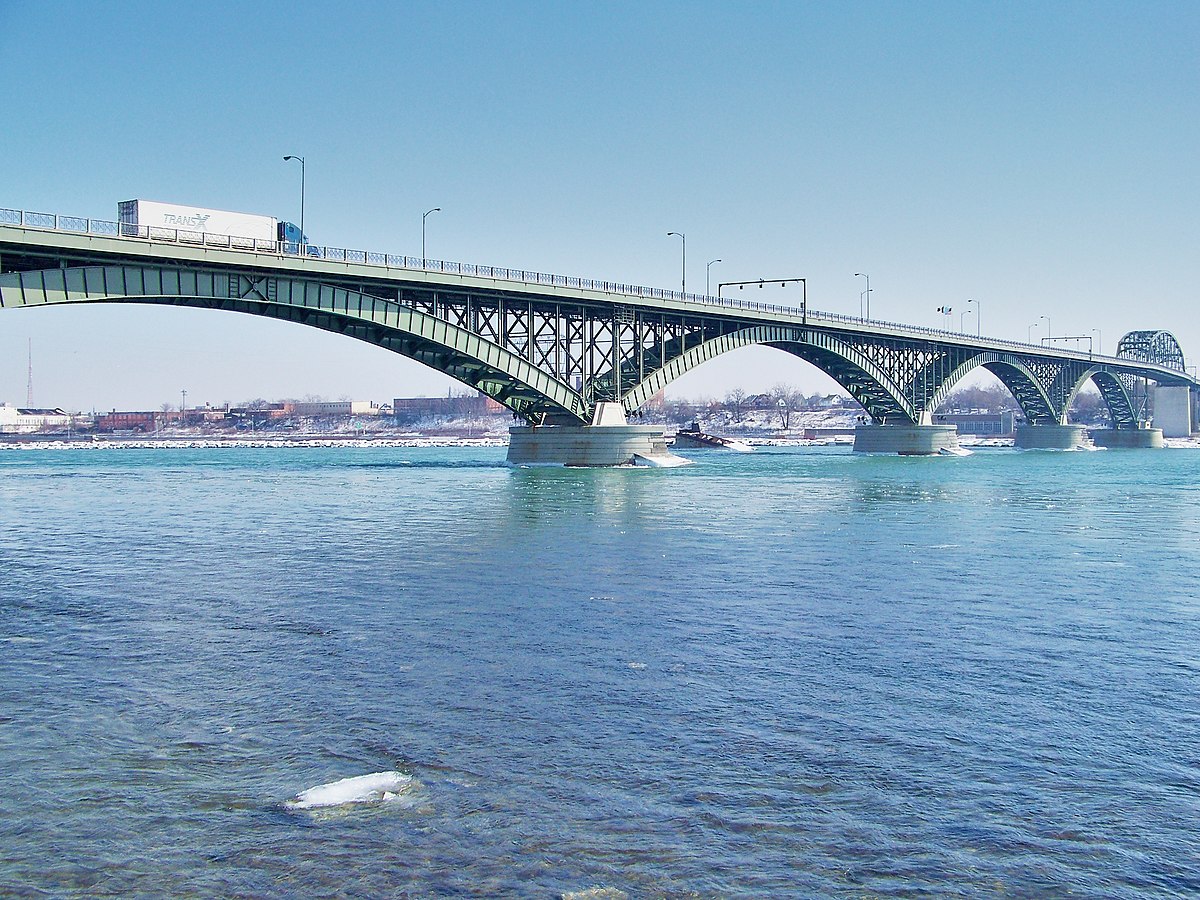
[{"x1": 1, "y1": 444, "x2": 1198, "y2": 898}]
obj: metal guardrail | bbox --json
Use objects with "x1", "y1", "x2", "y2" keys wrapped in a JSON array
[{"x1": 0, "y1": 206, "x2": 1166, "y2": 370}]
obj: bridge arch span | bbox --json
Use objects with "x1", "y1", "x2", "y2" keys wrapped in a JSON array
[
  {"x1": 619, "y1": 325, "x2": 915, "y2": 422},
  {"x1": 1117, "y1": 330, "x2": 1186, "y2": 371},
  {"x1": 924, "y1": 351, "x2": 1143, "y2": 428},
  {"x1": 1067, "y1": 368, "x2": 1139, "y2": 428},
  {"x1": 0, "y1": 264, "x2": 589, "y2": 423},
  {"x1": 924, "y1": 352, "x2": 1059, "y2": 423}
]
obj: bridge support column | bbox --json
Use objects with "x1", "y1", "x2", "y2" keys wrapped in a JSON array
[
  {"x1": 507, "y1": 403, "x2": 689, "y2": 467},
  {"x1": 1154, "y1": 386, "x2": 1193, "y2": 437},
  {"x1": 1014, "y1": 423, "x2": 1090, "y2": 450},
  {"x1": 852, "y1": 424, "x2": 960, "y2": 455},
  {"x1": 1091, "y1": 427, "x2": 1164, "y2": 449}
]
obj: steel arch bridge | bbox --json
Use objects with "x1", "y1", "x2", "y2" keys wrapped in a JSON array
[
  {"x1": 1, "y1": 210, "x2": 1196, "y2": 429},
  {"x1": 1116, "y1": 330, "x2": 1186, "y2": 371}
]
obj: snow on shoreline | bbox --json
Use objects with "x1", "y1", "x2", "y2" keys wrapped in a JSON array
[
  {"x1": 0, "y1": 436, "x2": 510, "y2": 451},
  {"x1": 3, "y1": 430, "x2": 1199, "y2": 452}
]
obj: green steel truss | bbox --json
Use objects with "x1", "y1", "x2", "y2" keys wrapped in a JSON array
[{"x1": 0, "y1": 260, "x2": 1187, "y2": 429}]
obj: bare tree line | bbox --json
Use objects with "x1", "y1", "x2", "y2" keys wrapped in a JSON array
[{"x1": 658, "y1": 379, "x2": 1111, "y2": 428}]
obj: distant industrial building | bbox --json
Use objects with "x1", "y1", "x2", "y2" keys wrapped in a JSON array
[
  {"x1": 392, "y1": 394, "x2": 506, "y2": 421},
  {"x1": 94, "y1": 410, "x2": 158, "y2": 432},
  {"x1": 226, "y1": 403, "x2": 291, "y2": 423},
  {"x1": 934, "y1": 410, "x2": 1018, "y2": 436},
  {"x1": 0, "y1": 404, "x2": 72, "y2": 433},
  {"x1": 93, "y1": 407, "x2": 227, "y2": 432},
  {"x1": 288, "y1": 400, "x2": 379, "y2": 417}
]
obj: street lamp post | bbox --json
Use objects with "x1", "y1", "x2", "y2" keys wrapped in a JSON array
[
  {"x1": 1028, "y1": 322, "x2": 1040, "y2": 343},
  {"x1": 1092, "y1": 327, "x2": 1102, "y2": 356},
  {"x1": 422, "y1": 208, "x2": 440, "y2": 266},
  {"x1": 706, "y1": 259, "x2": 722, "y2": 296},
  {"x1": 667, "y1": 232, "x2": 686, "y2": 294},
  {"x1": 283, "y1": 155, "x2": 305, "y2": 245},
  {"x1": 967, "y1": 297, "x2": 980, "y2": 336},
  {"x1": 854, "y1": 272, "x2": 871, "y2": 319},
  {"x1": 960, "y1": 308, "x2": 974, "y2": 332},
  {"x1": 1040, "y1": 314, "x2": 1051, "y2": 344}
]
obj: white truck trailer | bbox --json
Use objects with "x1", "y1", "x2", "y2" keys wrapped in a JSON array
[{"x1": 117, "y1": 200, "x2": 279, "y2": 247}]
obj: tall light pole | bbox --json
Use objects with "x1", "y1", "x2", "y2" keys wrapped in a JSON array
[
  {"x1": 422, "y1": 208, "x2": 440, "y2": 266},
  {"x1": 706, "y1": 259, "x2": 722, "y2": 296},
  {"x1": 967, "y1": 297, "x2": 980, "y2": 336},
  {"x1": 855, "y1": 272, "x2": 871, "y2": 319},
  {"x1": 283, "y1": 155, "x2": 305, "y2": 244},
  {"x1": 960, "y1": 308, "x2": 974, "y2": 332},
  {"x1": 1092, "y1": 327, "x2": 1103, "y2": 355},
  {"x1": 667, "y1": 231, "x2": 686, "y2": 294},
  {"x1": 1028, "y1": 322, "x2": 1040, "y2": 342},
  {"x1": 1040, "y1": 314, "x2": 1051, "y2": 344}
]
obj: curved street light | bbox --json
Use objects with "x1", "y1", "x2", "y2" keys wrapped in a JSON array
[
  {"x1": 706, "y1": 259, "x2": 722, "y2": 296},
  {"x1": 854, "y1": 272, "x2": 871, "y2": 319},
  {"x1": 422, "y1": 207, "x2": 441, "y2": 266},
  {"x1": 1028, "y1": 321, "x2": 1040, "y2": 343},
  {"x1": 967, "y1": 297, "x2": 980, "y2": 336},
  {"x1": 283, "y1": 155, "x2": 305, "y2": 245},
  {"x1": 960, "y1": 307, "x2": 974, "y2": 332},
  {"x1": 667, "y1": 231, "x2": 686, "y2": 294}
]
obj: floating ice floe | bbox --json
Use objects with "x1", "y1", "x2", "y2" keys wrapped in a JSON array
[
  {"x1": 630, "y1": 452, "x2": 693, "y2": 468},
  {"x1": 285, "y1": 771, "x2": 414, "y2": 810}
]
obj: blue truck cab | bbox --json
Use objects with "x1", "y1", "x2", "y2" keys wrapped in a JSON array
[{"x1": 278, "y1": 222, "x2": 322, "y2": 257}]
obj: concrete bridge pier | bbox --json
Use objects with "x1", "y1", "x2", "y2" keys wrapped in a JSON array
[
  {"x1": 507, "y1": 403, "x2": 688, "y2": 467},
  {"x1": 1092, "y1": 427, "x2": 1164, "y2": 449},
  {"x1": 1014, "y1": 423, "x2": 1090, "y2": 450},
  {"x1": 1152, "y1": 386, "x2": 1193, "y2": 437},
  {"x1": 852, "y1": 422, "x2": 960, "y2": 455}
]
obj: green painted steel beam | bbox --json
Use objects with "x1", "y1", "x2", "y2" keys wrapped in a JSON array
[
  {"x1": 0, "y1": 264, "x2": 589, "y2": 424},
  {"x1": 2, "y1": 223, "x2": 1197, "y2": 430}
]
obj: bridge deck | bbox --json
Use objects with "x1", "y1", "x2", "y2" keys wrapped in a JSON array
[
  {"x1": 0, "y1": 208, "x2": 1167, "y2": 373},
  {"x1": 2, "y1": 208, "x2": 1195, "y2": 430}
]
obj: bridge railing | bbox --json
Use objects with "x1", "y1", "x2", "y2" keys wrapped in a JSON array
[
  {"x1": 0, "y1": 206, "x2": 1131, "y2": 364},
  {"x1": 4, "y1": 206, "x2": 831, "y2": 315}
]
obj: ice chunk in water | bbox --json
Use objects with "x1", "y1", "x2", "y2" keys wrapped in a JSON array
[{"x1": 286, "y1": 771, "x2": 412, "y2": 809}]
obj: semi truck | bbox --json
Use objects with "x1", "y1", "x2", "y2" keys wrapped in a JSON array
[{"x1": 117, "y1": 199, "x2": 307, "y2": 249}]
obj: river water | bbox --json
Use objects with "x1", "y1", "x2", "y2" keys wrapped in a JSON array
[{"x1": 1, "y1": 444, "x2": 1197, "y2": 898}]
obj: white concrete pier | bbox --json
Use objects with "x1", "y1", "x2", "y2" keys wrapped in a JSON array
[
  {"x1": 1091, "y1": 427, "x2": 1164, "y2": 449},
  {"x1": 1154, "y1": 386, "x2": 1194, "y2": 438},
  {"x1": 852, "y1": 424, "x2": 960, "y2": 455},
  {"x1": 1014, "y1": 423, "x2": 1091, "y2": 450},
  {"x1": 507, "y1": 403, "x2": 688, "y2": 466}
]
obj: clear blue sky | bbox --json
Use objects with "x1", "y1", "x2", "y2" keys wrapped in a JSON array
[{"x1": 2, "y1": 0, "x2": 1197, "y2": 410}]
